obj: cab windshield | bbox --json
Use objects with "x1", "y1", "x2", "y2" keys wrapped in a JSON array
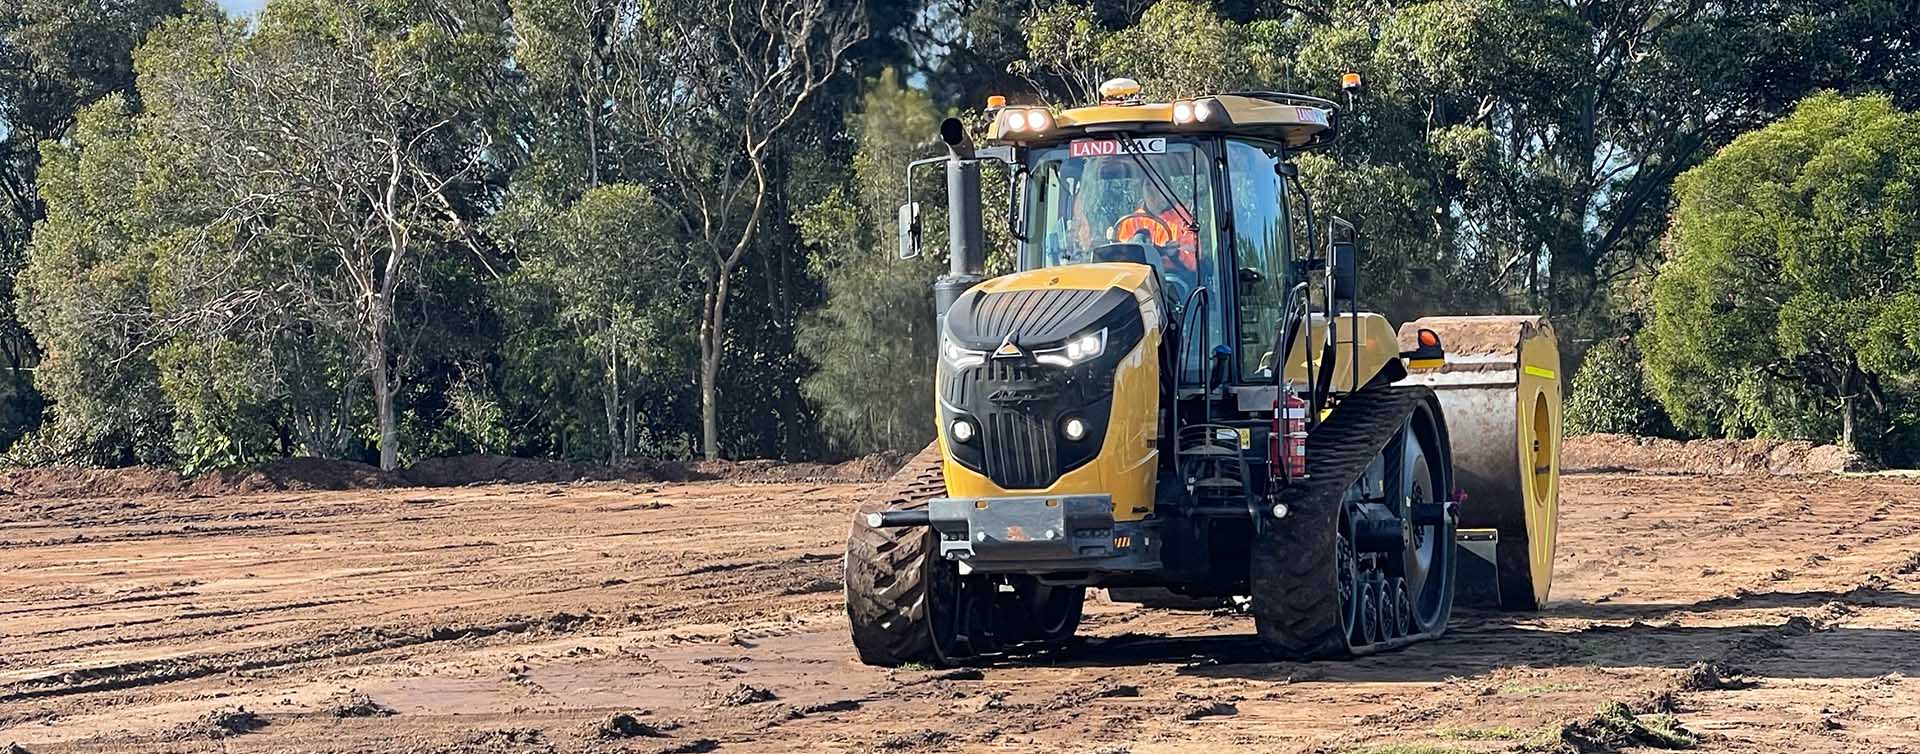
[
  {"x1": 1020, "y1": 136, "x2": 1300, "y2": 386},
  {"x1": 1021, "y1": 137, "x2": 1219, "y2": 313}
]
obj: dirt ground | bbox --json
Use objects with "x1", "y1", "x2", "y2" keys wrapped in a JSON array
[{"x1": 4, "y1": 467, "x2": 1919, "y2": 753}]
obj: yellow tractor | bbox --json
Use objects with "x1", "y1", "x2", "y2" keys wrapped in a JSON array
[{"x1": 844, "y1": 78, "x2": 1561, "y2": 664}]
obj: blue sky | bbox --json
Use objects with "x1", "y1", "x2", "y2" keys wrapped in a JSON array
[{"x1": 216, "y1": 0, "x2": 268, "y2": 15}]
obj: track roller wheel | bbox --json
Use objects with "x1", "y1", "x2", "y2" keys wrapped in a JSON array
[
  {"x1": 1389, "y1": 577, "x2": 1412, "y2": 639},
  {"x1": 1358, "y1": 580, "x2": 1382, "y2": 645}
]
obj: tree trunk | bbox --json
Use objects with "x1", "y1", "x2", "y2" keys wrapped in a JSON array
[
  {"x1": 371, "y1": 306, "x2": 398, "y2": 471},
  {"x1": 698, "y1": 156, "x2": 770, "y2": 462},
  {"x1": 623, "y1": 397, "x2": 636, "y2": 458},
  {"x1": 1842, "y1": 394, "x2": 1856, "y2": 451},
  {"x1": 603, "y1": 345, "x2": 621, "y2": 464},
  {"x1": 699, "y1": 268, "x2": 731, "y2": 461}
]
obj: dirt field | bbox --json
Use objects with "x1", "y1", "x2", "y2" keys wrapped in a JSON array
[{"x1": 4, "y1": 468, "x2": 1919, "y2": 753}]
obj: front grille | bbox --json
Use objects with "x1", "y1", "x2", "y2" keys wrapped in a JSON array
[
  {"x1": 940, "y1": 284, "x2": 1142, "y2": 491},
  {"x1": 984, "y1": 410, "x2": 1058, "y2": 489}
]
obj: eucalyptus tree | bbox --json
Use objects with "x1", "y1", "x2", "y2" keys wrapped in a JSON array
[
  {"x1": 127, "y1": 0, "x2": 510, "y2": 466},
  {"x1": 621, "y1": 0, "x2": 867, "y2": 460},
  {"x1": 490, "y1": 185, "x2": 694, "y2": 463}
]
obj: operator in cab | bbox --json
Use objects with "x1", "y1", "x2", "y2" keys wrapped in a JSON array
[
  {"x1": 1046, "y1": 155, "x2": 1210, "y2": 311},
  {"x1": 1112, "y1": 190, "x2": 1199, "y2": 284}
]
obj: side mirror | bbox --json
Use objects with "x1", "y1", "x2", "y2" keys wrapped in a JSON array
[
  {"x1": 1329, "y1": 240, "x2": 1358, "y2": 301},
  {"x1": 897, "y1": 202, "x2": 921, "y2": 260}
]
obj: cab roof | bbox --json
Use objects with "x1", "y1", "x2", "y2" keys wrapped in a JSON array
[{"x1": 985, "y1": 91, "x2": 1338, "y2": 150}]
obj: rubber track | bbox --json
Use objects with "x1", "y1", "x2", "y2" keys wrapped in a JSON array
[
  {"x1": 1250, "y1": 384, "x2": 1437, "y2": 659},
  {"x1": 843, "y1": 442, "x2": 948, "y2": 666}
]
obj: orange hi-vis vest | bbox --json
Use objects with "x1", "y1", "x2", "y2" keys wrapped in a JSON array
[{"x1": 1113, "y1": 205, "x2": 1198, "y2": 272}]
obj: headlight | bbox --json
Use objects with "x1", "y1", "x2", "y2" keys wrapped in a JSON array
[
  {"x1": 1061, "y1": 417, "x2": 1087, "y2": 441},
  {"x1": 1033, "y1": 328, "x2": 1107, "y2": 368},
  {"x1": 942, "y1": 337, "x2": 986, "y2": 369},
  {"x1": 1001, "y1": 108, "x2": 1052, "y2": 135}
]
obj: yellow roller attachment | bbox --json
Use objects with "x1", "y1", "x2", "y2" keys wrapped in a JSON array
[{"x1": 1395, "y1": 316, "x2": 1561, "y2": 611}]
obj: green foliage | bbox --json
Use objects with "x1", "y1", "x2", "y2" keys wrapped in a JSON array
[
  {"x1": 491, "y1": 184, "x2": 696, "y2": 462},
  {"x1": 1645, "y1": 92, "x2": 1920, "y2": 463},
  {"x1": 1565, "y1": 338, "x2": 1670, "y2": 437},
  {"x1": 0, "y1": 0, "x2": 187, "y2": 455},
  {"x1": 18, "y1": 0, "x2": 514, "y2": 469},
  {"x1": 17, "y1": 96, "x2": 178, "y2": 465},
  {"x1": 798, "y1": 69, "x2": 945, "y2": 455},
  {"x1": 7, "y1": 0, "x2": 1920, "y2": 471},
  {"x1": 1017, "y1": 0, "x2": 1288, "y2": 102}
]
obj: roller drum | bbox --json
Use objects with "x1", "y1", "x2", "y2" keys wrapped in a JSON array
[{"x1": 1396, "y1": 316, "x2": 1561, "y2": 610}]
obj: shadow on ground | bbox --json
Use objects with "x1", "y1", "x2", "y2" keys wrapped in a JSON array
[{"x1": 972, "y1": 589, "x2": 1920, "y2": 684}]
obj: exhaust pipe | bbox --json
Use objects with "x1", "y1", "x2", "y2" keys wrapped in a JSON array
[{"x1": 934, "y1": 117, "x2": 985, "y2": 320}]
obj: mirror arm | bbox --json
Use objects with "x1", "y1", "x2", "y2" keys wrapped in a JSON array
[{"x1": 898, "y1": 156, "x2": 953, "y2": 260}]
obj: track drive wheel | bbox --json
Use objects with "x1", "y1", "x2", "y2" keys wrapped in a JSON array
[
  {"x1": 1396, "y1": 416, "x2": 1456, "y2": 635},
  {"x1": 845, "y1": 442, "x2": 969, "y2": 666}
]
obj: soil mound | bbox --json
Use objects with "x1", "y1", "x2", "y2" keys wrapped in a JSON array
[
  {"x1": 266, "y1": 457, "x2": 398, "y2": 490},
  {"x1": 182, "y1": 458, "x2": 398, "y2": 495},
  {"x1": 1563, "y1": 433, "x2": 1862, "y2": 475},
  {"x1": 404, "y1": 453, "x2": 582, "y2": 487},
  {"x1": 0, "y1": 465, "x2": 185, "y2": 498},
  {"x1": 692, "y1": 451, "x2": 904, "y2": 484}
]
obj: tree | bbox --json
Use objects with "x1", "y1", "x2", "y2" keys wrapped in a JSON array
[
  {"x1": 15, "y1": 96, "x2": 178, "y2": 464},
  {"x1": 1012, "y1": 0, "x2": 1920, "y2": 346},
  {"x1": 1564, "y1": 337, "x2": 1669, "y2": 436},
  {"x1": 623, "y1": 0, "x2": 866, "y2": 460},
  {"x1": 797, "y1": 69, "x2": 946, "y2": 455},
  {"x1": 1644, "y1": 92, "x2": 1920, "y2": 462},
  {"x1": 0, "y1": 0, "x2": 188, "y2": 449},
  {"x1": 1314, "y1": 0, "x2": 1920, "y2": 338},
  {"x1": 18, "y1": 0, "x2": 515, "y2": 470},
  {"x1": 491, "y1": 185, "x2": 694, "y2": 463}
]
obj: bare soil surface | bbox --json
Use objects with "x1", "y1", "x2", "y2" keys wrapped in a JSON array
[{"x1": 3, "y1": 469, "x2": 1918, "y2": 753}]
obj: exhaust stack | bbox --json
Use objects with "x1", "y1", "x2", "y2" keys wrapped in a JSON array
[{"x1": 934, "y1": 117, "x2": 985, "y2": 319}]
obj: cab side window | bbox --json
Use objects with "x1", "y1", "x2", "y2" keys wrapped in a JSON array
[{"x1": 1226, "y1": 141, "x2": 1289, "y2": 380}]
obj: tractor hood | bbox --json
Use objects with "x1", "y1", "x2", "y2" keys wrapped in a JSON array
[{"x1": 944, "y1": 263, "x2": 1156, "y2": 352}]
